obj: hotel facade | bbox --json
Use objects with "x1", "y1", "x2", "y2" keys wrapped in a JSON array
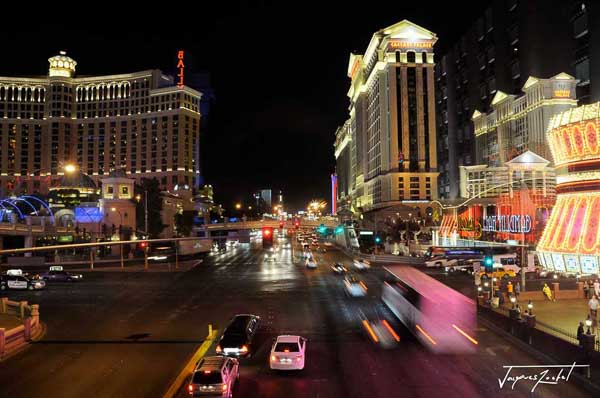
[
  {"x1": 334, "y1": 20, "x2": 439, "y2": 215},
  {"x1": 0, "y1": 52, "x2": 202, "y2": 196}
]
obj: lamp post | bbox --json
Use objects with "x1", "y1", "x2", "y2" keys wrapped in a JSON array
[
  {"x1": 136, "y1": 191, "x2": 149, "y2": 271},
  {"x1": 111, "y1": 207, "x2": 124, "y2": 269}
]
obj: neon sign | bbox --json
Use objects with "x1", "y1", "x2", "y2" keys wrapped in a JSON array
[
  {"x1": 389, "y1": 40, "x2": 432, "y2": 49},
  {"x1": 176, "y1": 50, "x2": 185, "y2": 88},
  {"x1": 553, "y1": 90, "x2": 570, "y2": 98},
  {"x1": 483, "y1": 214, "x2": 532, "y2": 233}
]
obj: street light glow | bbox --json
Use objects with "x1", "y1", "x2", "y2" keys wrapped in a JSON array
[{"x1": 64, "y1": 164, "x2": 77, "y2": 173}]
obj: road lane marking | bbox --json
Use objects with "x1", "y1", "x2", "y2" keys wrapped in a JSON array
[{"x1": 162, "y1": 328, "x2": 219, "y2": 398}]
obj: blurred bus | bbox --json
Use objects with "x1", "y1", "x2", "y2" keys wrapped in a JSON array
[{"x1": 382, "y1": 265, "x2": 477, "y2": 354}]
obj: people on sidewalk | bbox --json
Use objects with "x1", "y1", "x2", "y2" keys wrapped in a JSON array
[
  {"x1": 589, "y1": 294, "x2": 599, "y2": 327},
  {"x1": 577, "y1": 321, "x2": 585, "y2": 347},
  {"x1": 584, "y1": 283, "x2": 590, "y2": 300},
  {"x1": 542, "y1": 283, "x2": 554, "y2": 301},
  {"x1": 514, "y1": 282, "x2": 520, "y2": 300},
  {"x1": 507, "y1": 281, "x2": 513, "y2": 297},
  {"x1": 595, "y1": 279, "x2": 600, "y2": 297}
]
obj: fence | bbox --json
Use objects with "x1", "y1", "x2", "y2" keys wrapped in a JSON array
[{"x1": 0, "y1": 298, "x2": 41, "y2": 358}]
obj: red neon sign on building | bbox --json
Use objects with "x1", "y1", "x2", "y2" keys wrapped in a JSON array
[{"x1": 176, "y1": 50, "x2": 185, "y2": 88}]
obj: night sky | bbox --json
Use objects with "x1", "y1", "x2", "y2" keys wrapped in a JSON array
[{"x1": 0, "y1": 1, "x2": 487, "y2": 211}]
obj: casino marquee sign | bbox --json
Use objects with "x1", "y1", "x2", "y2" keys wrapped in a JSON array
[{"x1": 483, "y1": 214, "x2": 532, "y2": 234}]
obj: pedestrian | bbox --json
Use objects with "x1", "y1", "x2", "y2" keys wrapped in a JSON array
[
  {"x1": 515, "y1": 281, "x2": 521, "y2": 300},
  {"x1": 589, "y1": 294, "x2": 599, "y2": 321},
  {"x1": 543, "y1": 283, "x2": 554, "y2": 301},
  {"x1": 595, "y1": 279, "x2": 600, "y2": 297},
  {"x1": 577, "y1": 321, "x2": 585, "y2": 347},
  {"x1": 515, "y1": 304, "x2": 522, "y2": 319},
  {"x1": 584, "y1": 282, "x2": 590, "y2": 300},
  {"x1": 507, "y1": 281, "x2": 513, "y2": 297}
]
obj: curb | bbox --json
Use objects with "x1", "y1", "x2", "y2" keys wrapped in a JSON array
[
  {"x1": 479, "y1": 316, "x2": 600, "y2": 396},
  {"x1": 162, "y1": 329, "x2": 219, "y2": 398}
]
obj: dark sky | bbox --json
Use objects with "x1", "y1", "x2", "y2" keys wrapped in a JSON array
[{"x1": 0, "y1": 1, "x2": 487, "y2": 211}]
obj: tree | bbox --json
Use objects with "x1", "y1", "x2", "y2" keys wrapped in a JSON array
[
  {"x1": 175, "y1": 210, "x2": 196, "y2": 237},
  {"x1": 133, "y1": 178, "x2": 166, "y2": 238}
]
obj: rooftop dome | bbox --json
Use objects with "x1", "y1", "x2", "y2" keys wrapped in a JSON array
[
  {"x1": 48, "y1": 51, "x2": 77, "y2": 78},
  {"x1": 108, "y1": 168, "x2": 128, "y2": 178},
  {"x1": 51, "y1": 171, "x2": 97, "y2": 190}
]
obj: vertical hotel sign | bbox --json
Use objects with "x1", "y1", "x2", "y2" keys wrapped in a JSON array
[
  {"x1": 331, "y1": 174, "x2": 338, "y2": 214},
  {"x1": 177, "y1": 50, "x2": 185, "y2": 88}
]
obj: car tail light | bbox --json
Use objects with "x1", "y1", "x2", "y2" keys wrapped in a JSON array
[
  {"x1": 271, "y1": 355, "x2": 276, "y2": 361},
  {"x1": 188, "y1": 384, "x2": 193, "y2": 392},
  {"x1": 203, "y1": 370, "x2": 211, "y2": 374},
  {"x1": 216, "y1": 345, "x2": 222, "y2": 353},
  {"x1": 240, "y1": 345, "x2": 248, "y2": 353},
  {"x1": 222, "y1": 384, "x2": 228, "y2": 392},
  {"x1": 284, "y1": 349, "x2": 289, "y2": 353},
  {"x1": 296, "y1": 357, "x2": 302, "y2": 362}
]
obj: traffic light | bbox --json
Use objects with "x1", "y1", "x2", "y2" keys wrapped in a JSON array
[
  {"x1": 294, "y1": 221, "x2": 300, "y2": 229},
  {"x1": 139, "y1": 241, "x2": 148, "y2": 251},
  {"x1": 375, "y1": 236, "x2": 382, "y2": 244},
  {"x1": 318, "y1": 224, "x2": 326, "y2": 234},
  {"x1": 262, "y1": 227, "x2": 274, "y2": 248},
  {"x1": 334, "y1": 225, "x2": 344, "y2": 235},
  {"x1": 484, "y1": 255, "x2": 494, "y2": 272},
  {"x1": 279, "y1": 221, "x2": 284, "y2": 229}
]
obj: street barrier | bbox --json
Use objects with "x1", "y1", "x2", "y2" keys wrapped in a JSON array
[{"x1": 0, "y1": 297, "x2": 41, "y2": 358}]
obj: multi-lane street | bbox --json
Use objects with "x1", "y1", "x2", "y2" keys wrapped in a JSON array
[{"x1": 0, "y1": 235, "x2": 592, "y2": 397}]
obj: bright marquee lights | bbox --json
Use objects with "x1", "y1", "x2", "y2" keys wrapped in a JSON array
[{"x1": 537, "y1": 102, "x2": 600, "y2": 275}]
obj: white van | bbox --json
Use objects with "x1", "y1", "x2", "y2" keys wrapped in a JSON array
[{"x1": 494, "y1": 253, "x2": 520, "y2": 273}]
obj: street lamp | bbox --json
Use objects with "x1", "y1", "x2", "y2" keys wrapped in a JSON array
[
  {"x1": 111, "y1": 207, "x2": 124, "y2": 269},
  {"x1": 528, "y1": 300, "x2": 533, "y2": 315},
  {"x1": 235, "y1": 203, "x2": 241, "y2": 210},
  {"x1": 510, "y1": 296, "x2": 516, "y2": 309},
  {"x1": 586, "y1": 318, "x2": 592, "y2": 334}
]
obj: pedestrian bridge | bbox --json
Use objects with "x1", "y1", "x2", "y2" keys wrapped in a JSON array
[{"x1": 200, "y1": 218, "x2": 337, "y2": 232}]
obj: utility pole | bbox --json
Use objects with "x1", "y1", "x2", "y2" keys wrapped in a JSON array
[{"x1": 144, "y1": 189, "x2": 149, "y2": 272}]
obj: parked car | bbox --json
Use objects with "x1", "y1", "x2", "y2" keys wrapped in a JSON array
[
  {"x1": 216, "y1": 314, "x2": 261, "y2": 357},
  {"x1": 188, "y1": 356, "x2": 239, "y2": 397},
  {"x1": 269, "y1": 335, "x2": 307, "y2": 370}
]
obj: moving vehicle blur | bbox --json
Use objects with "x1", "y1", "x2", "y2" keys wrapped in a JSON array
[{"x1": 382, "y1": 265, "x2": 477, "y2": 354}]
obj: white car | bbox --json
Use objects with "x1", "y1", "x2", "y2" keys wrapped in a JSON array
[
  {"x1": 344, "y1": 274, "x2": 367, "y2": 297},
  {"x1": 305, "y1": 257, "x2": 317, "y2": 269},
  {"x1": 353, "y1": 259, "x2": 371, "y2": 271},
  {"x1": 270, "y1": 335, "x2": 307, "y2": 370}
]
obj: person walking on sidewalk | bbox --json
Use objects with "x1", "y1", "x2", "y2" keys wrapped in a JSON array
[
  {"x1": 595, "y1": 279, "x2": 600, "y2": 297},
  {"x1": 584, "y1": 282, "x2": 590, "y2": 300},
  {"x1": 514, "y1": 281, "x2": 521, "y2": 300},
  {"x1": 589, "y1": 294, "x2": 599, "y2": 323},
  {"x1": 543, "y1": 283, "x2": 554, "y2": 301},
  {"x1": 507, "y1": 281, "x2": 513, "y2": 298}
]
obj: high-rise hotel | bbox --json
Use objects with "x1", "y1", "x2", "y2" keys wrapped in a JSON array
[
  {"x1": 335, "y1": 20, "x2": 438, "y2": 215},
  {"x1": 0, "y1": 52, "x2": 201, "y2": 195}
]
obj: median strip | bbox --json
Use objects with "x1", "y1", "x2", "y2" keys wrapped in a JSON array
[{"x1": 163, "y1": 326, "x2": 219, "y2": 398}]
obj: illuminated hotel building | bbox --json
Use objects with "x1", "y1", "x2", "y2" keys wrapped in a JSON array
[
  {"x1": 537, "y1": 102, "x2": 600, "y2": 275},
  {"x1": 472, "y1": 73, "x2": 579, "y2": 166},
  {"x1": 0, "y1": 52, "x2": 202, "y2": 196},
  {"x1": 334, "y1": 20, "x2": 439, "y2": 215}
]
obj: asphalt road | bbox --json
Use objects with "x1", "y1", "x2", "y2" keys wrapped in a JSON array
[{"x1": 0, "y1": 235, "x2": 594, "y2": 397}]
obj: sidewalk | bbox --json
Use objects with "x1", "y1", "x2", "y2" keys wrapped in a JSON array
[{"x1": 498, "y1": 297, "x2": 597, "y2": 346}]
